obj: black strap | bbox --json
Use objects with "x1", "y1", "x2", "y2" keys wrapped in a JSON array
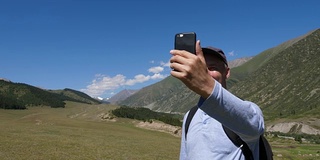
[
  {"x1": 260, "y1": 135, "x2": 274, "y2": 160},
  {"x1": 184, "y1": 106, "x2": 198, "y2": 139},
  {"x1": 222, "y1": 126, "x2": 254, "y2": 160}
]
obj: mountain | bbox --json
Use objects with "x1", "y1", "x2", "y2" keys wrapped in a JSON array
[
  {"x1": 119, "y1": 56, "x2": 253, "y2": 113},
  {"x1": 120, "y1": 76, "x2": 198, "y2": 113},
  {"x1": 0, "y1": 80, "x2": 100, "y2": 109},
  {"x1": 0, "y1": 78, "x2": 11, "y2": 82},
  {"x1": 228, "y1": 57, "x2": 253, "y2": 68},
  {"x1": 48, "y1": 88, "x2": 101, "y2": 104},
  {"x1": 119, "y1": 29, "x2": 320, "y2": 120},
  {"x1": 229, "y1": 29, "x2": 320, "y2": 120},
  {"x1": 107, "y1": 89, "x2": 139, "y2": 104}
]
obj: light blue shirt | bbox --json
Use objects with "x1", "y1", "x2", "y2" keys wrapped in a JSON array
[{"x1": 180, "y1": 80, "x2": 265, "y2": 160}]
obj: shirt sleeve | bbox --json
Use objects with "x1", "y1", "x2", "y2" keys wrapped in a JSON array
[{"x1": 199, "y1": 80, "x2": 265, "y2": 143}]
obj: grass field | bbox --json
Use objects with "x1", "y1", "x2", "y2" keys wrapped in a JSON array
[
  {"x1": 0, "y1": 102, "x2": 180, "y2": 160},
  {"x1": 268, "y1": 136, "x2": 319, "y2": 160},
  {"x1": 0, "y1": 102, "x2": 319, "y2": 160}
]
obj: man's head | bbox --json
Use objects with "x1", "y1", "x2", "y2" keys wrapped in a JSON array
[{"x1": 202, "y1": 47, "x2": 230, "y2": 88}]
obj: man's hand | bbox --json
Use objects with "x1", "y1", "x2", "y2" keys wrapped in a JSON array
[{"x1": 170, "y1": 40, "x2": 215, "y2": 99}]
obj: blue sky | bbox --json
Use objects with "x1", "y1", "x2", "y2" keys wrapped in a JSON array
[{"x1": 1, "y1": 0, "x2": 319, "y2": 98}]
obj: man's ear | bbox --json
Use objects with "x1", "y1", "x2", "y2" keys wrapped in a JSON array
[{"x1": 225, "y1": 67, "x2": 231, "y2": 79}]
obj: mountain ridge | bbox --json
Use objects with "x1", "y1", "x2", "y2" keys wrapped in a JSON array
[
  {"x1": 118, "y1": 28, "x2": 320, "y2": 135},
  {"x1": 0, "y1": 80, "x2": 100, "y2": 109},
  {"x1": 119, "y1": 29, "x2": 320, "y2": 119},
  {"x1": 229, "y1": 28, "x2": 320, "y2": 120},
  {"x1": 107, "y1": 89, "x2": 139, "y2": 104},
  {"x1": 115, "y1": 57, "x2": 252, "y2": 107}
]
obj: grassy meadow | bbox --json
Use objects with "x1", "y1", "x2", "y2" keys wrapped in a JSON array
[
  {"x1": 0, "y1": 102, "x2": 180, "y2": 160},
  {"x1": 0, "y1": 102, "x2": 319, "y2": 160},
  {"x1": 268, "y1": 136, "x2": 319, "y2": 160}
]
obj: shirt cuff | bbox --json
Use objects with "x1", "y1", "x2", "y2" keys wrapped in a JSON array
[{"x1": 197, "y1": 79, "x2": 220, "y2": 107}]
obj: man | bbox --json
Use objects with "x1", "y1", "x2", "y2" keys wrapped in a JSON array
[{"x1": 170, "y1": 40, "x2": 264, "y2": 159}]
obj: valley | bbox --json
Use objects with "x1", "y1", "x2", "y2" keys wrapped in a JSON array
[
  {"x1": 0, "y1": 102, "x2": 319, "y2": 160},
  {"x1": 1, "y1": 28, "x2": 320, "y2": 159}
]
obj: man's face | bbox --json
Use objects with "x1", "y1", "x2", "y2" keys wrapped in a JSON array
[{"x1": 204, "y1": 54, "x2": 230, "y2": 87}]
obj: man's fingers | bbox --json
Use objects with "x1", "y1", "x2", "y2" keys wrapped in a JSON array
[
  {"x1": 195, "y1": 40, "x2": 202, "y2": 53},
  {"x1": 170, "y1": 55, "x2": 190, "y2": 71},
  {"x1": 170, "y1": 49, "x2": 196, "y2": 59},
  {"x1": 195, "y1": 40, "x2": 206, "y2": 64},
  {"x1": 170, "y1": 53, "x2": 185, "y2": 64}
]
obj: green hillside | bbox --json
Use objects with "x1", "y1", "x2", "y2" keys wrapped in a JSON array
[
  {"x1": 49, "y1": 88, "x2": 101, "y2": 104},
  {"x1": 119, "y1": 29, "x2": 320, "y2": 122},
  {"x1": 0, "y1": 80, "x2": 100, "y2": 109},
  {"x1": 229, "y1": 29, "x2": 320, "y2": 120},
  {"x1": 228, "y1": 29, "x2": 312, "y2": 88},
  {"x1": 120, "y1": 76, "x2": 198, "y2": 113}
]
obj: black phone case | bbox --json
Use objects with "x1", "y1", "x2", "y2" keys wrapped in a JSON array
[{"x1": 174, "y1": 32, "x2": 196, "y2": 54}]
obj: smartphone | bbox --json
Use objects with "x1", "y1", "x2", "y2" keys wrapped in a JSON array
[{"x1": 174, "y1": 32, "x2": 196, "y2": 54}]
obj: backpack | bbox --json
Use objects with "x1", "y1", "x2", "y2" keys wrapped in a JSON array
[{"x1": 185, "y1": 106, "x2": 273, "y2": 160}]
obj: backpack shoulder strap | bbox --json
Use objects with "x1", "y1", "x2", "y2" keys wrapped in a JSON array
[
  {"x1": 259, "y1": 135, "x2": 274, "y2": 160},
  {"x1": 222, "y1": 125, "x2": 254, "y2": 160},
  {"x1": 184, "y1": 106, "x2": 198, "y2": 139}
]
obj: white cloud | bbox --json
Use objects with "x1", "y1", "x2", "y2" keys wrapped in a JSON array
[
  {"x1": 148, "y1": 66, "x2": 164, "y2": 74},
  {"x1": 82, "y1": 61, "x2": 170, "y2": 97},
  {"x1": 151, "y1": 73, "x2": 166, "y2": 79},
  {"x1": 81, "y1": 74, "x2": 126, "y2": 97},
  {"x1": 228, "y1": 50, "x2": 235, "y2": 56},
  {"x1": 160, "y1": 61, "x2": 170, "y2": 67},
  {"x1": 125, "y1": 74, "x2": 150, "y2": 86}
]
